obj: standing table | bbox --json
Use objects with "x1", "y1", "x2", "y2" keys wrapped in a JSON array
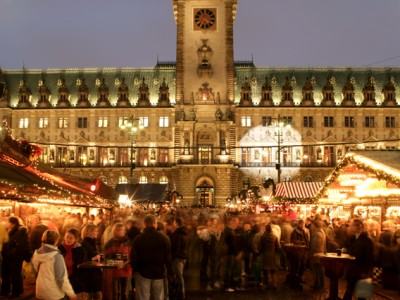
[
  {"x1": 78, "y1": 260, "x2": 129, "y2": 300},
  {"x1": 315, "y1": 253, "x2": 355, "y2": 300}
]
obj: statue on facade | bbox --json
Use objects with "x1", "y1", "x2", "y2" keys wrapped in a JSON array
[
  {"x1": 190, "y1": 108, "x2": 196, "y2": 121},
  {"x1": 225, "y1": 108, "x2": 233, "y2": 120},
  {"x1": 215, "y1": 108, "x2": 223, "y2": 120},
  {"x1": 178, "y1": 109, "x2": 185, "y2": 121}
]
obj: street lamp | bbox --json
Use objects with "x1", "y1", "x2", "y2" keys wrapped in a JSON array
[
  {"x1": 270, "y1": 114, "x2": 290, "y2": 183},
  {"x1": 119, "y1": 116, "x2": 144, "y2": 180}
]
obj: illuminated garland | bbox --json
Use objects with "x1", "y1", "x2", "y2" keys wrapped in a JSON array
[
  {"x1": 315, "y1": 152, "x2": 400, "y2": 199},
  {"x1": 274, "y1": 196, "x2": 318, "y2": 204}
]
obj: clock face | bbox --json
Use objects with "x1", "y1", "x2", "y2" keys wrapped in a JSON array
[{"x1": 194, "y1": 8, "x2": 216, "y2": 30}]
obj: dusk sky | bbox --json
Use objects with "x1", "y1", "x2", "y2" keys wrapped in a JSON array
[{"x1": 1, "y1": 0, "x2": 400, "y2": 70}]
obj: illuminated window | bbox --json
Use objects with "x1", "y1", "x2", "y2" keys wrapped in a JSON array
[
  {"x1": 159, "y1": 117, "x2": 169, "y2": 127},
  {"x1": 139, "y1": 117, "x2": 149, "y2": 127},
  {"x1": 98, "y1": 116, "x2": 108, "y2": 128},
  {"x1": 118, "y1": 176, "x2": 128, "y2": 184},
  {"x1": 39, "y1": 117, "x2": 49, "y2": 128},
  {"x1": 58, "y1": 118, "x2": 69, "y2": 128},
  {"x1": 19, "y1": 118, "x2": 29, "y2": 129},
  {"x1": 241, "y1": 116, "x2": 251, "y2": 127},
  {"x1": 159, "y1": 176, "x2": 168, "y2": 184},
  {"x1": 139, "y1": 176, "x2": 148, "y2": 184}
]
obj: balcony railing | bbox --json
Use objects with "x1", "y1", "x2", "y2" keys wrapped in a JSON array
[{"x1": 46, "y1": 159, "x2": 335, "y2": 168}]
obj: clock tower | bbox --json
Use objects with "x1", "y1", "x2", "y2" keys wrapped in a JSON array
[{"x1": 172, "y1": 0, "x2": 237, "y2": 107}]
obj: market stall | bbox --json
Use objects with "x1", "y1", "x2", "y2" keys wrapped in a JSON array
[
  {"x1": 316, "y1": 150, "x2": 400, "y2": 225},
  {"x1": 268, "y1": 181, "x2": 324, "y2": 219},
  {"x1": 0, "y1": 126, "x2": 117, "y2": 225}
]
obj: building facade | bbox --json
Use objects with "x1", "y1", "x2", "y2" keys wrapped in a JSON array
[{"x1": 0, "y1": 0, "x2": 399, "y2": 206}]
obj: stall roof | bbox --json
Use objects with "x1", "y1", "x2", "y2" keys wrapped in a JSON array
[
  {"x1": 0, "y1": 132, "x2": 116, "y2": 208},
  {"x1": 316, "y1": 150, "x2": 400, "y2": 200},
  {"x1": 275, "y1": 182, "x2": 323, "y2": 202},
  {"x1": 115, "y1": 183, "x2": 167, "y2": 203}
]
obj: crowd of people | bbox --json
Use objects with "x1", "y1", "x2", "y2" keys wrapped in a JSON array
[{"x1": 0, "y1": 207, "x2": 399, "y2": 299}]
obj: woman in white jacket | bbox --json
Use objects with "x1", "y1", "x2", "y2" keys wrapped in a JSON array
[{"x1": 32, "y1": 230, "x2": 77, "y2": 300}]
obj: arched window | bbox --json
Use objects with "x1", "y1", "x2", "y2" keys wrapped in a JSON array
[
  {"x1": 139, "y1": 176, "x2": 148, "y2": 184},
  {"x1": 159, "y1": 176, "x2": 168, "y2": 184},
  {"x1": 118, "y1": 176, "x2": 128, "y2": 184}
]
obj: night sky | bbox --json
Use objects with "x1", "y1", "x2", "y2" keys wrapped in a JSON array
[{"x1": 1, "y1": 0, "x2": 399, "y2": 69}]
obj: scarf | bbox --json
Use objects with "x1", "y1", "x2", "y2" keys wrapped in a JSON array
[{"x1": 63, "y1": 241, "x2": 75, "y2": 276}]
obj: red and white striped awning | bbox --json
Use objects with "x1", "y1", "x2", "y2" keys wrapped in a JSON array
[{"x1": 275, "y1": 182, "x2": 323, "y2": 199}]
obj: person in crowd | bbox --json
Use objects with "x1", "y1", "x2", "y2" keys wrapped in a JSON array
[
  {"x1": 310, "y1": 220, "x2": 326, "y2": 290},
  {"x1": 0, "y1": 221, "x2": 8, "y2": 282},
  {"x1": 95, "y1": 214, "x2": 107, "y2": 251},
  {"x1": 169, "y1": 217, "x2": 188, "y2": 299},
  {"x1": 289, "y1": 219, "x2": 310, "y2": 285},
  {"x1": 241, "y1": 222, "x2": 253, "y2": 277},
  {"x1": 58, "y1": 228, "x2": 86, "y2": 298},
  {"x1": 391, "y1": 229, "x2": 400, "y2": 294},
  {"x1": 32, "y1": 230, "x2": 77, "y2": 300},
  {"x1": 28, "y1": 219, "x2": 49, "y2": 253},
  {"x1": 280, "y1": 218, "x2": 293, "y2": 271},
  {"x1": 342, "y1": 218, "x2": 374, "y2": 300},
  {"x1": 335, "y1": 218, "x2": 349, "y2": 248},
  {"x1": 270, "y1": 218, "x2": 282, "y2": 270},
  {"x1": 197, "y1": 223, "x2": 211, "y2": 282},
  {"x1": 104, "y1": 222, "x2": 131, "y2": 300},
  {"x1": 80, "y1": 224, "x2": 102, "y2": 300},
  {"x1": 222, "y1": 215, "x2": 241, "y2": 292},
  {"x1": 258, "y1": 223, "x2": 280, "y2": 290},
  {"x1": 207, "y1": 217, "x2": 224, "y2": 290},
  {"x1": 132, "y1": 214, "x2": 174, "y2": 300},
  {"x1": 323, "y1": 220, "x2": 339, "y2": 252},
  {"x1": 378, "y1": 220, "x2": 397, "y2": 289},
  {"x1": 126, "y1": 218, "x2": 143, "y2": 295},
  {"x1": 101, "y1": 216, "x2": 123, "y2": 250},
  {"x1": 0, "y1": 216, "x2": 29, "y2": 297}
]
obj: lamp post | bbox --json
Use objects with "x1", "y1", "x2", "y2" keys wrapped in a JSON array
[
  {"x1": 272, "y1": 114, "x2": 290, "y2": 183},
  {"x1": 119, "y1": 116, "x2": 144, "y2": 180}
]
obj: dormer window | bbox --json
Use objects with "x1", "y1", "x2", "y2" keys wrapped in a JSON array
[
  {"x1": 343, "y1": 91, "x2": 354, "y2": 101},
  {"x1": 323, "y1": 92, "x2": 333, "y2": 101},
  {"x1": 283, "y1": 92, "x2": 292, "y2": 101}
]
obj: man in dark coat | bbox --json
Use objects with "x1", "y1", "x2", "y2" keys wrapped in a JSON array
[
  {"x1": 169, "y1": 217, "x2": 188, "y2": 300},
  {"x1": 343, "y1": 218, "x2": 374, "y2": 300},
  {"x1": 222, "y1": 215, "x2": 240, "y2": 292},
  {"x1": 132, "y1": 214, "x2": 174, "y2": 300},
  {"x1": 1, "y1": 217, "x2": 30, "y2": 297}
]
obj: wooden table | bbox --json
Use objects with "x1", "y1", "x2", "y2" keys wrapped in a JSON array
[
  {"x1": 78, "y1": 260, "x2": 129, "y2": 300},
  {"x1": 315, "y1": 253, "x2": 355, "y2": 300},
  {"x1": 283, "y1": 243, "x2": 309, "y2": 290}
]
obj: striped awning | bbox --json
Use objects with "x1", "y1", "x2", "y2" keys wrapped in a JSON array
[{"x1": 275, "y1": 182, "x2": 323, "y2": 199}]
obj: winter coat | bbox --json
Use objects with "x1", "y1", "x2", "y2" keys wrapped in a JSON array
[
  {"x1": 104, "y1": 236, "x2": 131, "y2": 278},
  {"x1": 2, "y1": 225, "x2": 30, "y2": 263},
  {"x1": 80, "y1": 237, "x2": 102, "y2": 293},
  {"x1": 170, "y1": 226, "x2": 188, "y2": 260},
  {"x1": 310, "y1": 228, "x2": 326, "y2": 263},
  {"x1": 344, "y1": 232, "x2": 374, "y2": 281},
  {"x1": 32, "y1": 244, "x2": 76, "y2": 300},
  {"x1": 132, "y1": 227, "x2": 173, "y2": 280},
  {"x1": 58, "y1": 242, "x2": 86, "y2": 293},
  {"x1": 258, "y1": 231, "x2": 280, "y2": 270}
]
